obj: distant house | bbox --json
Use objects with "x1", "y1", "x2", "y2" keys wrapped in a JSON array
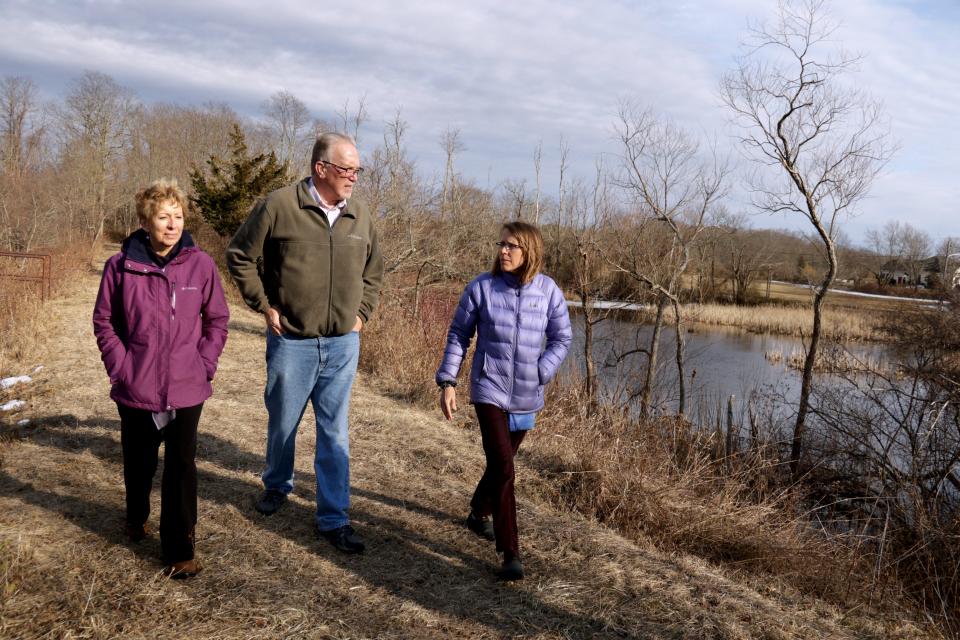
[
  {"x1": 879, "y1": 256, "x2": 942, "y2": 287},
  {"x1": 953, "y1": 267, "x2": 960, "y2": 289},
  {"x1": 879, "y1": 260, "x2": 910, "y2": 286}
]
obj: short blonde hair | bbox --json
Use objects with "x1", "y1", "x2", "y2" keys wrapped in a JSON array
[
  {"x1": 135, "y1": 178, "x2": 187, "y2": 223},
  {"x1": 491, "y1": 221, "x2": 545, "y2": 284}
]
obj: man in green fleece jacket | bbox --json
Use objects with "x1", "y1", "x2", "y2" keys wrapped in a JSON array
[{"x1": 226, "y1": 132, "x2": 383, "y2": 554}]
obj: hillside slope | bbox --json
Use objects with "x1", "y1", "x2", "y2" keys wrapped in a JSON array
[{"x1": 0, "y1": 254, "x2": 929, "y2": 639}]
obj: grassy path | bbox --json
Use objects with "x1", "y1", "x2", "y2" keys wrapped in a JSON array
[{"x1": 0, "y1": 255, "x2": 929, "y2": 639}]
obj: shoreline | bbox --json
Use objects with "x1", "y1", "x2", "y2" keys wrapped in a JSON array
[{"x1": 567, "y1": 299, "x2": 888, "y2": 342}]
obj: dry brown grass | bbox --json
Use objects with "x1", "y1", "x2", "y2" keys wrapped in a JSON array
[
  {"x1": 764, "y1": 346, "x2": 888, "y2": 373},
  {"x1": 0, "y1": 245, "x2": 95, "y2": 375},
  {"x1": 0, "y1": 259, "x2": 939, "y2": 639},
  {"x1": 677, "y1": 302, "x2": 886, "y2": 342},
  {"x1": 358, "y1": 287, "x2": 461, "y2": 405},
  {"x1": 528, "y1": 383, "x2": 871, "y2": 599}
]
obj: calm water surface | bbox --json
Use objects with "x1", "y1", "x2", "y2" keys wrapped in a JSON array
[{"x1": 563, "y1": 312, "x2": 888, "y2": 426}]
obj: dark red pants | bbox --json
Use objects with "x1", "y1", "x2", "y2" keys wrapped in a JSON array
[
  {"x1": 118, "y1": 402, "x2": 202, "y2": 564},
  {"x1": 471, "y1": 404, "x2": 527, "y2": 558}
]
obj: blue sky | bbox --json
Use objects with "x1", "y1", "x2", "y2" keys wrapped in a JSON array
[{"x1": 1, "y1": 0, "x2": 957, "y2": 244}]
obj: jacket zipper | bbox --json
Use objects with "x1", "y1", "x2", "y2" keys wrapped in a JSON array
[
  {"x1": 326, "y1": 216, "x2": 335, "y2": 334},
  {"x1": 163, "y1": 267, "x2": 174, "y2": 410},
  {"x1": 507, "y1": 285, "x2": 521, "y2": 412},
  {"x1": 125, "y1": 250, "x2": 190, "y2": 411}
]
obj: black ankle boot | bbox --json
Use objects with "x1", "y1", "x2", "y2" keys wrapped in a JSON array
[
  {"x1": 466, "y1": 512, "x2": 495, "y2": 541},
  {"x1": 497, "y1": 553, "x2": 524, "y2": 581}
]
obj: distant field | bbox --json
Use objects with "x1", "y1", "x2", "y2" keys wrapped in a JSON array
[{"x1": 759, "y1": 281, "x2": 934, "y2": 313}]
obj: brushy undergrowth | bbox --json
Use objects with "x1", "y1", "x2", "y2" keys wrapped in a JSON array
[
  {"x1": 360, "y1": 285, "x2": 464, "y2": 405},
  {"x1": 0, "y1": 245, "x2": 93, "y2": 376}
]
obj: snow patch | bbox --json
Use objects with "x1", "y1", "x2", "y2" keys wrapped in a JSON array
[
  {"x1": 0, "y1": 375, "x2": 32, "y2": 390},
  {"x1": 1, "y1": 400, "x2": 25, "y2": 412},
  {"x1": 16, "y1": 419, "x2": 29, "y2": 426}
]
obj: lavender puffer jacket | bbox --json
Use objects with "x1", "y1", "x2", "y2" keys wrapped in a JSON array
[
  {"x1": 436, "y1": 272, "x2": 572, "y2": 414},
  {"x1": 92, "y1": 231, "x2": 230, "y2": 412}
]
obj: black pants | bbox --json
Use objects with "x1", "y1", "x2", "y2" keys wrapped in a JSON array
[
  {"x1": 471, "y1": 404, "x2": 527, "y2": 558},
  {"x1": 118, "y1": 402, "x2": 202, "y2": 564}
]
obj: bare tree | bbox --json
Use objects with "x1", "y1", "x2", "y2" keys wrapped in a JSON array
[
  {"x1": 567, "y1": 158, "x2": 616, "y2": 409},
  {"x1": 936, "y1": 236, "x2": 960, "y2": 288},
  {"x1": 901, "y1": 223, "x2": 932, "y2": 288},
  {"x1": 439, "y1": 126, "x2": 464, "y2": 223},
  {"x1": 0, "y1": 76, "x2": 44, "y2": 178},
  {"x1": 262, "y1": 90, "x2": 312, "y2": 170},
  {"x1": 59, "y1": 71, "x2": 137, "y2": 245},
  {"x1": 502, "y1": 178, "x2": 529, "y2": 220},
  {"x1": 357, "y1": 111, "x2": 424, "y2": 276},
  {"x1": 611, "y1": 104, "x2": 728, "y2": 417},
  {"x1": 865, "y1": 221, "x2": 929, "y2": 287},
  {"x1": 865, "y1": 220, "x2": 905, "y2": 285},
  {"x1": 722, "y1": 222, "x2": 778, "y2": 304},
  {"x1": 336, "y1": 95, "x2": 368, "y2": 144},
  {"x1": 533, "y1": 140, "x2": 543, "y2": 224},
  {"x1": 721, "y1": 0, "x2": 893, "y2": 476}
]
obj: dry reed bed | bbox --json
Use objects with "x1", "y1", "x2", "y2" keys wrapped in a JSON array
[
  {"x1": 678, "y1": 302, "x2": 885, "y2": 342},
  {"x1": 764, "y1": 345, "x2": 889, "y2": 373},
  {"x1": 0, "y1": 266, "x2": 937, "y2": 639}
]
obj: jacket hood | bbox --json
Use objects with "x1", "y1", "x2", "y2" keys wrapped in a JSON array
[{"x1": 121, "y1": 229, "x2": 196, "y2": 266}]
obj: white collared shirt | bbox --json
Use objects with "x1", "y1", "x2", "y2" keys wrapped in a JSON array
[{"x1": 308, "y1": 177, "x2": 346, "y2": 227}]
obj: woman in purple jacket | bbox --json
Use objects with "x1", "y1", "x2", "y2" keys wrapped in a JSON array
[
  {"x1": 93, "y1": 179, "x2": 229, "y2": 579},
  {"x1": 436, "y1": 221, "x2": 572, "y2": 581}
]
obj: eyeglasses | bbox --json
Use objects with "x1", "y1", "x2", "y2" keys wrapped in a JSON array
[
  {"x1": 495, "y1": 241, "x2": 522, "y2": 252},
  {"x1": 320, "y1": 160, "x2": 364, "y2": 178}
]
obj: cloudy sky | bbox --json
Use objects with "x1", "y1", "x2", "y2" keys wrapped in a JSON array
[{"x1": 1, "y1": 0, "x2": 957, "y2": 243}]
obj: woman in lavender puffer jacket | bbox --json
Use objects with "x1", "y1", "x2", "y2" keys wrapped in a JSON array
[
  {"x1": 93, "y1": 179, "x2": 229, "y2": 579},
  {"x1": 436, "y1": 221, "x2": 571, "y2": 581}
]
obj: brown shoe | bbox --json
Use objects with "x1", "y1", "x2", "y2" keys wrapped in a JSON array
[
  {"x1": 164, "y1": 559, "x2": 202, "y2": 580},
  {"x1": 124, "y1": 522, "x2": 151, "y2": 542}
]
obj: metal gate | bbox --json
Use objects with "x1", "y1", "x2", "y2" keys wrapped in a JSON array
[{"x1": 0, "y1": 252, "x2": 52, "y2": 301}]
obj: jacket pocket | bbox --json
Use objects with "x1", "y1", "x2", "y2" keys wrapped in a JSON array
[
  {"x1": 481, "y1": 352, "x2": 510, "y2": 393},
  {"x1": 113, "y1": 348, "x2": 133, "y2": 385},
  {"x1": 537, "y1": 360, "x2": 549, "y2": 386}
]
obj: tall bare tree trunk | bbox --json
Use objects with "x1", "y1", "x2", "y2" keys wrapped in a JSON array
[
  {"x1": 672, "y1": 298, "x2": 686, "y2": 417},
  {"x1": 578, "y1": 249, "x2": 598, "y2": 413},
  {"x1": 641, "y1": 294, "x2": 667, "y2": 418},
  {"x1": 791, "y1": 229, "x2": 837, "y2": 477}
]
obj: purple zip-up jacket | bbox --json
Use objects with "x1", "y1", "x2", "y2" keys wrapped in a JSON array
[
  {"x1": 92, "y1": 230, "x2": 230, "y2": 412},
  {"x1": 436, "y1": 271, "x2": 572, "y2": 414}
]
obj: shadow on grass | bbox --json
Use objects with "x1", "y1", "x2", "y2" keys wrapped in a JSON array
[
  {"x1": 2, "y1": 413, "x2": 678, "y2": 639},
  {"x1": 226, "y1": 320, "x2": 267, "y2": 338}
]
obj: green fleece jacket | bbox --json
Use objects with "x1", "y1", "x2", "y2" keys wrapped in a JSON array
[{"x1": 226, "y1": 178, "x2": 384, "y2": 337}]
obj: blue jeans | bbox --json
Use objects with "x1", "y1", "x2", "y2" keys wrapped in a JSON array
[{"x1": 262, "y1": 331, "x2": 360, "y2": 531}]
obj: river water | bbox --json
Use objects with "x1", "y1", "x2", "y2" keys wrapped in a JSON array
[{"x1": 563, "y1": 312, "x2": 888, "y2": 427}]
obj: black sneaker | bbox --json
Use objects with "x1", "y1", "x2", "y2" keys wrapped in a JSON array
[
  {"x1": 318, "y1": 524, "x2": 365, "y2": 554},
  {"x1": 466, "y1": 512, "x2": 495, "y2": 541},
  {"x1": 497, "y1": 557, "x2": 524, "y2": 582},
  {"x1": 254, "y1": 489, "x2": 287, "y2": 515}
]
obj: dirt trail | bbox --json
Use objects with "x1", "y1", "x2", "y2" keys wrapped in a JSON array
[{"x1": 0, "y1": 254, "x2": 927, "y2": 639}]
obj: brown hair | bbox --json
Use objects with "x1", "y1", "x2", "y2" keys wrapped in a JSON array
[
  {"x1": 135, "y1": 178, "x2": 187, "y2": 223},
  {"x1": 491, "y1": 221, "x2": 544, "y2": 284}
]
